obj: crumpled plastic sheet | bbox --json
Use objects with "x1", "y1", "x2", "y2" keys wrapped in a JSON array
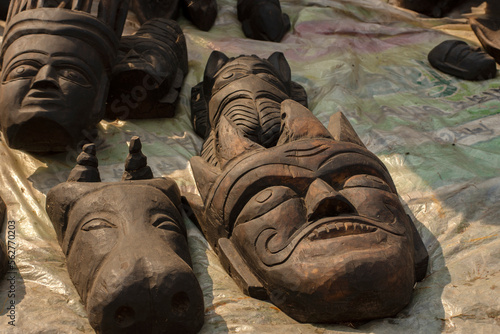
[{"x1": 1, "y1": 0, "x2": 499, "y2": 333}]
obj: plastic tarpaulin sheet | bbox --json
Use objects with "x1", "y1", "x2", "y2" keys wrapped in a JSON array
[{"x1": 0, "y1": 0, "x2": 499, "y2": 332}]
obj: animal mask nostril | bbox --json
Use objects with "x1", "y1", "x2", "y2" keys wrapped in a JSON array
[
  {"x1": 305, "y1": 179, "x2": 355, "y2": 221},
  {"x1": 114, "y1": 306, "x2": 135, "y2": 328},
  {"x1": 307, "y1": 196, "x2": 355, "y2": 222},
  {"x1": 171, "y1": 291, "x2": 190, "y2": 317}
]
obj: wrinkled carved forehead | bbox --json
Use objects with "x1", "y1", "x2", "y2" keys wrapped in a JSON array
[
  {"x1": 1, "y1": 9, "x2": 118, "y2": 72},
  {"x1": 46, "y1": 177, "x2": 181, "y2": 245},
  {"x1": 201, "y1": 138, "x2": 396, "y2": 231},
  {"x1": 215, "y1": 56, "x2": 280, "y2": 77},
  {"x1": 211, "y1": 56, "x2": 289, "y2": 95},
  {"x1": 61, "y1": 184, "x2": 183, "y2": 255},
  {"x1": 2, "y1": 34, "x2": 106, "y2": 80}
]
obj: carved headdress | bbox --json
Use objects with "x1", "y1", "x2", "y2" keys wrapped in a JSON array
[{"x1": 1, "y1": 0, "x2": 128, "y2": 71}]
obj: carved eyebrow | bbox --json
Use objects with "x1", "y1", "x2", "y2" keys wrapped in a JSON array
[
  {"x1": 63, "y1": 210, "x2": 118, "y2": 256},
  {"x1": 218, "y1": 63, "x2": 250, "y2": 73},
  {"x1": 52, "y1": 51, "x2": 93, "y2": 67},
  {"x1": 50, "y1": 52, "x2": 96, "y2": 80},
  {"x1": 252, "y1": 63, "x2": 276, "y2": 73},
  {"x1": 2, "y1": 50, "x2": 47, "y2": 74}
]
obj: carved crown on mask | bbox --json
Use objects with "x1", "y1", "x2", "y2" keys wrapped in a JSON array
[{"x1": 1, "y1": 0, "x2": 130, "y2": 72}]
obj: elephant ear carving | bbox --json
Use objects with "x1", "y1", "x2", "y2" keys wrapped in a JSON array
[
  {"x1": 203, "y1": 51, "x2": 230, "y2": 100},
  {"x1": 191, "y1": 82, "x2": 210, "y2": 138},
  {"x1": 267, "y1": 52, "x2": 291, "y2": 92},
  {"x1": 267, "y1": 52, "x2": 308, "y2": 107}
]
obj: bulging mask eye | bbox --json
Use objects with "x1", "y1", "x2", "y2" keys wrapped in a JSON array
[
  {"x1": 81, "y1": 218, "x2": 116, "y2": 231},
  {"x1": 235, "y1": 186, "x2": 299, "y2": 226}
]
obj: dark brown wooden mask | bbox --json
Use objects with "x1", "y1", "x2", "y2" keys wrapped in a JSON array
[
  {"x1": 46, "y1": 138, "x2": 204, "y2": 334},
  {"x1": 106, "y1": 18, "x2": 188, "y2": 120},
  {"x1": 0, "y1": 1, "x2": 128, "y2": 152},
  {"x1": 191, "y1": 51, "x2": 307, "y2": 147},
  {"x1": 188, "y1": 98, "x2": 428, "y2": 323}
]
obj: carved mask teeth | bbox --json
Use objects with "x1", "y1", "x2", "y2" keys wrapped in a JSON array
[{"x1": 307, "y1": 222, "x2": 377, "y2": 241}]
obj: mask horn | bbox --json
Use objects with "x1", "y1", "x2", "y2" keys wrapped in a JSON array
[
  {"x1": 277, "y1": 99, "x2": 332, "y2": 145},
  {"x1": 216, "y1": 116, "x2": 264, "y2": 168},
  {"x1": 122, "y1": 136, "x2": 154, "y2": 181},
  {"x1": 67, "y1": 143, "x2": 101, "y2": 182},
  {"x1": 327, "y1": 112, "x2": 366, "y2": 148}
]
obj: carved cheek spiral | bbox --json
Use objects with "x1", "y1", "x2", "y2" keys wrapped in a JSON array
[{"x1": 252, "y1": 198, "x2": 308, "y2": 266}]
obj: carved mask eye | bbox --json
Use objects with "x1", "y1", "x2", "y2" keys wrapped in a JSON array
[
  {"x1": 151, "y1": 214, "x2": 182, "y2": 234},
  {"x1": 81, "y1": 218, "x2": 116, "y2": 231},
  {"x1": 4, "y1": 63, "x2": 39, "y2": 82},
  {"x1": 235, "y1": 186, "x2": 299, "y2": 226},
  {"x1": 57, "y1": 66, "x2": 91, "y2": 87}
]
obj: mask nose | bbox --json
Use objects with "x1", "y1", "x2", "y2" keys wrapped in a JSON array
[
  {"x1": 125, "y1": 49, "x2": 142, "y2": 60},
  {"x1": 305, "y1": 179, "x2": 355, "y2": 221},
  {"x1": 87, "y1": 242, "x2": 204, "y2": 333},
  {"x1": 31, "y1": 65, "x2": 59, "y2": 90}
]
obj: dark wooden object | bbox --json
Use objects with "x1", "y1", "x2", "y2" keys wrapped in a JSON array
[
  {"x1": 187, "y1": 52, "x2": 428, "y2": 323},
  {"x1": 237, "y1": 0, "x2": 290, "y2": 42},
  {"x1": 131, "y1": 0, "x2": 217, "y2": 31},
  {"x1": 181, "y1": 0, "x2": 218, "y2": 32},
  {"x1": 428, "y1": 40, "x2": 497, "y2": 80},
  {"x1": 190, "y1": 51, "x2": 307, "y2": 144},
  {"x1": 390, "y1": 0, "x2": 459, "y2": 17},
  {"x1": 106, "y1": 19, "x2": 188, "y2": 119},
  {"x1": 0, "y1": 0, "x2": 9, "y2": 20},
  {"x1": 0, "y1": 196, "x2": 7, "y2": 277},
  {"x1": 46, "y1": 137, "x2": 204, "y2": 334},
  {"x1": 0, "y1": 0, "x2": 128, "y2": 152},
  {"x1": 470, "y1": 1, "x2": 500, "y2": 64},
  {"x1": 130, "y1": 0, "x2": 179, "y2": 25}
]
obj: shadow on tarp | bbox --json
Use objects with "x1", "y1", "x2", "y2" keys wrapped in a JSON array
[
  {"x1": 182, "y1": 212, "x2": 229, "y2": 334},
  {"x1": 0, "y1": 261, "x2": 26, "y2": 324}
]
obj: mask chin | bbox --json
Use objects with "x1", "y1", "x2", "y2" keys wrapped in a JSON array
[{"x1": 5, "y1": 116, "x2": 74, "y2": 152}]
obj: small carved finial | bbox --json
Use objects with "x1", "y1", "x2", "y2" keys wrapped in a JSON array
[
  {"x1": 67, "y1": 143, "x2": 101, "y2": 182},
  {"x1": 122, "y1": 136, "x2": 154, "y2": 181}
]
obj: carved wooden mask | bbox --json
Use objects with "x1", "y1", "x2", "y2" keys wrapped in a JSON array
[
  {"x1": 191, "y1": 51, "x2": 307, "y2": 143},
  {"x1": 188, "y1": 51, "x2": 428, "y2": 322},
  {"x1": 46, "y1": 138, "x2": 204, "y2": 333},
  {"x1": 106, "y1": 18, "x2": 188, "y2": 119},
  {"x1": 0, "y1": 1, "x2": 128, "y2": 152}
]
